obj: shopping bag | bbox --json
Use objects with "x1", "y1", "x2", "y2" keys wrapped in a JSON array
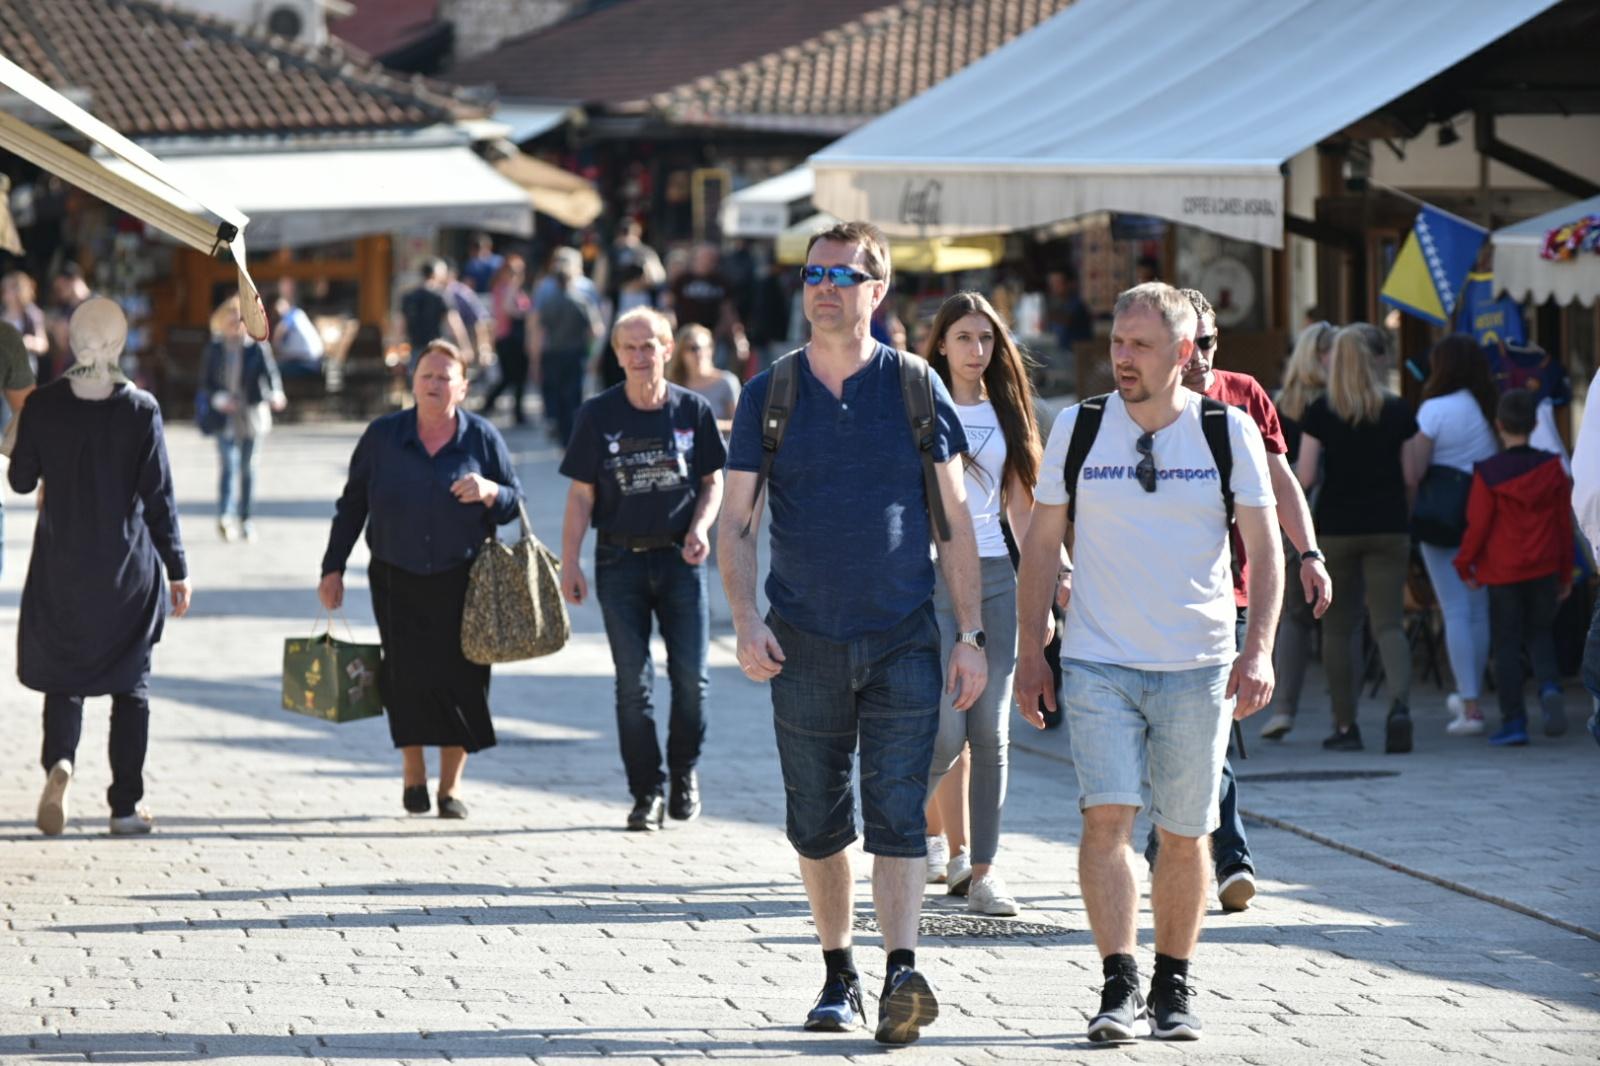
[
  {"x1": 461, "y1": 501, "x2": 570, "y2": 664},
  {"x1": 282, "y1": 615, "x2": 383, "y2": 722}
]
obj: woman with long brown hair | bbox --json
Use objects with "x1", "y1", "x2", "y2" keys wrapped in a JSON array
[
  {"x1": 1404, "y1": 334, "x2": 1500, "y2": 735},
  {"x1": 919, "y1": 291, "x2": 1047, "y2": 916},
  {"x1": 1297, "y1": 325, "x2": 1419, "y2": 753}
]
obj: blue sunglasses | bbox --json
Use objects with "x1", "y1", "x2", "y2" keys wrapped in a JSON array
[{"x1": 799, "y1": 265, "x2": 878, "y2": 287}]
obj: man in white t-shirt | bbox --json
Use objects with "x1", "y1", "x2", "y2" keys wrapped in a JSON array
[{"x1": 1014, "y1": 282, "x2": 1283, "y2": 1044}]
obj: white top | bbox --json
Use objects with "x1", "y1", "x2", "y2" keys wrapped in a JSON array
[
  {"x1": 1036, "y1": 391, "x2": 1274, "y2": 671},
  {"x1": 955, "y1": 399, "x2": 1011, "y2": 558},
  {"x1": 1416, "y1": 389, "x2": 1497, "y2": 473},
  {"x1": 1571, "y1": 372, "x2": 1600, "y2": 546}
]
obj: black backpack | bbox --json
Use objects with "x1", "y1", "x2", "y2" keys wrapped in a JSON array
[
  {"x1": 1062, "y1": 393, "x2": 1235, "y2": 525},
  {"x1": 741, "y1": 348, "x2": 951, "y2": 541}
]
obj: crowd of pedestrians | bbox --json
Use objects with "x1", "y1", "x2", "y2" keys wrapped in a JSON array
[{"x1": 13, "y1": 215, "x2": 1600, "y2": 1052}]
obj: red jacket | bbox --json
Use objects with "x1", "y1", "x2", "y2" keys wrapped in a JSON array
[{"x1": 1454, "y1": 446, "x2": 1572, "y2": 587}]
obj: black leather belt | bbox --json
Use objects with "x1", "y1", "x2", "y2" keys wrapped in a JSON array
[{"x1": 599, "y1": 532, "x2": 684, "y2": 552}]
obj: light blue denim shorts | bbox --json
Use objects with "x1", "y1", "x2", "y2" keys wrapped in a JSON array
[{"x1": 1061, "y1": 658, "x2": 1233, "y2": 838}]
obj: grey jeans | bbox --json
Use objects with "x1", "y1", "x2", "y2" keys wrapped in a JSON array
[{"x1": 928, "y1": 555, "x2": 1018, "y2": 866}]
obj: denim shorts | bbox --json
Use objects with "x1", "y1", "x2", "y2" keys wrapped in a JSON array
[
  {"x1": 769, "y1": 603, "x2": 942, "y2": 860},
  {"x1": 1061, "y1": 658, "x2": 1233, "y2": 838}
]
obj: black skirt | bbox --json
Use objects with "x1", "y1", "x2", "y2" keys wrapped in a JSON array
[{"x1": 368, "y1": 557, "x2": 496, "y2": 752}]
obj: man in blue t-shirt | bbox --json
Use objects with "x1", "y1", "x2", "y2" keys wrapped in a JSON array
[
  {"x1": 559, "y1": 307, "x2": 726, "y2": 832},
  {"x1": 719, "y1": 221, "x2": 986, "y2": 1045}
]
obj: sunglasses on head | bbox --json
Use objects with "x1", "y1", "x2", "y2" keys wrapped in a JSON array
[
  {"x1": 1194, "y1": 333, "x2": 1217, "y2": 352},
  {"x1": 800, "y1": 265, "x2": 878, "y2": 287}
]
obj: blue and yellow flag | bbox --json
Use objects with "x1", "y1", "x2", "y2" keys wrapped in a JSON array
[{"x1": 1379, "y1": 204, "x2": 1487, "y2": 326}]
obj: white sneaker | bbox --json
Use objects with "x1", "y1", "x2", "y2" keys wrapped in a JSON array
[
  {"x1": 1258, "y1": 712, "x2": 1294, "y2": 740},
  {"x1": 925, "y1": 834, "x2": 949, "y2": 884},
  {"x1": 946, "y1": 849, "x2": 973, "y2": 897},
  {"x1": 967, "y1": 873, "x2": 1020, "y2": 917},
  {"x1": 1445, "y1": 695, "x2": 1485, "y2": 736},
  {"x1": 36, "y1": 759, "x2": 72, "y2": 836},
  {"x1": 1218, "y1": 867, "x2": 1256, "y2": 912},
  {"x1": 108, "y1": 806, "x2": 154, "y2": 836}
]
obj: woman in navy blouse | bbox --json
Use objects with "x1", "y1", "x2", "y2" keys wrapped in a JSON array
[{"x1": 318, "y1": 341, "x2": 524, "y2": 818}]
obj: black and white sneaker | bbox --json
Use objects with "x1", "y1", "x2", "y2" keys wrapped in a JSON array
[
  {"x1": 1148, "y1": 973, "x2": 1202, "y2": 1040},
  {"x1": 1086, "y1": 973, "x2": 1145, "y2": 1043}
]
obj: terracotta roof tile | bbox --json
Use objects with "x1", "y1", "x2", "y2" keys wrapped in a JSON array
[
  {"x1": 456, "y1": 0, "x2": 888, "y2": 108},
  {"x1": 0, "y1": 0, "x2": 483, "y2": 138},
  {"x1": 655, "y1": 0, "x2": 1074, "y2": 133}
]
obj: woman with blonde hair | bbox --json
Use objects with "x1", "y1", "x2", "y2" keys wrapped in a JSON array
[
  {"x1": 1297, "y1": 325, "x2": 1419, "y2": 753},
  {"x1": 919, "y1": 290, "x2": 1053, "y2": 917},
  {"x1": 1258, "y1": 320, "x2": 1335, "y2": 739},
  {"x1": 200, "y1": 294, "x2": 285, "y2": 542},
  {"x1": 668, "y1": 323, "x2": 739, "y2": 434}
]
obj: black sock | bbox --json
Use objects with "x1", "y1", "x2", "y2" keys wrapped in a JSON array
[
  {"x1": 886, "y1": 948, "x2": 915, "y2": 975},
  {"x1": 1103, "y1": 952, "x2": 1139, "y2": 982},
  {"x1": 1153, "y1": 953, "x2": 1189, "y2": 982},
  {"x1": 822, "y1": 947, "x2": 857, "y2": 981}
]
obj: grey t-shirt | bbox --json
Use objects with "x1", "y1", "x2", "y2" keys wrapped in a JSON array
[
  {"x1": 539, "y1": 289, "x2": 594, "y2": 353},
  {"x1": 690, "y1": 371, "x2": 740, "y2": 421}
]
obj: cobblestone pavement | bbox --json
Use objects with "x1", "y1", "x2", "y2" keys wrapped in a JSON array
[{"x1": 1, "y1": 420, "x2": 1596, "y2": 1065}]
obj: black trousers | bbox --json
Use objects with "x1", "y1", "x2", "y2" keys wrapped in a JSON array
[
  {"x1": 482, "y1": 332, "x2": 530, "y2": 422},
  {"x1": 42, "y1": 692, "x2": 150, "y2": 817},
  {"x1": 1489, "y1": 576, "x2": 1561, "y2": 724}
]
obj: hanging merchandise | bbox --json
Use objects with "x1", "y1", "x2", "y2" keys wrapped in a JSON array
[{"x1": 1458, "y1": 271, "x2": 1526, "y2": 347}]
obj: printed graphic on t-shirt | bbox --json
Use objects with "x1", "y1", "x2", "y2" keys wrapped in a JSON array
[
  {"x1": 604, "y1": 432, "x2": 691, "y2": 495},
  {"x1": 1081, "y1": 463, "x2": 1219, "y2": 483},
  {"x1": 965, "y1": 424, "x2": 996, "y2": 455}
]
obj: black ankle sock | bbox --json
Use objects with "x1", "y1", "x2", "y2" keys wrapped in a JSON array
[
  {"x1": 1153, "y1": 953, "x2": 1189, "y2": 981},
  {"x1": 886, "y1": 948, "x2": 915, "y2": 975},
  {"x1": 1103, "y1": 953, "x2": 1139, "y2": 982},
  {"x1": 822, "y1": 947, "x2": 857, "y2": 981}
]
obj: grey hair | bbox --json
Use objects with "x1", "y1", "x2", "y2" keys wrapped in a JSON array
[{"x1": 1113, "y1": 282, "x2": 1198, "y2": 343}]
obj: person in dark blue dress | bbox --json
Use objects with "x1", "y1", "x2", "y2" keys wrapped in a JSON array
[
  {"x1": 11, "y1": 298, "x2": 190, "y2": 837},
  {"x1": 318, "y1": 340, "x2": 524, "y2": 820}
]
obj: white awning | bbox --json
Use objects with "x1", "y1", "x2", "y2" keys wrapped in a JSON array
[
  {"x1": 492, "y1": 103, "x2": 574, "y2": 144},
  {"x1": 0, "y1": 54, "x2": 268, "y2": 337},
  {"x1": 722, "y1": 165, "x2": 814, "y2": 238},
  {"x1": 103, "y1": 145, "x2": 534, "y2": 249},
  {"x1": 811, "y1": 0, "x2": 1561, "y2": 248},
  {"x1": 1492, "y1": 194, "x2": 1600, "y2": 308}
]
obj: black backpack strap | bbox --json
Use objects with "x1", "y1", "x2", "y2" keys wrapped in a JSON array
[
  {"x1": 1199, "y1": 397, "x2": 1235, "y2": 525},
  {"x1": 1062, "y1": 393, "x2": 1110, "y2": 523},
  {"x1": 899, "y1": 352, "x2": 952, "y2": 542},
  {"x1": 740, "y1": 349, "x2": 801, "y2": 539}
]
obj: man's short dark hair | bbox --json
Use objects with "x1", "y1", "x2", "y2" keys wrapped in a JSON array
[
  {"x1": 419, "y1": 258, "x2": 444, "y2": 282},
  {"x1": 1178, "y1": 287, "x2": 1214, "y2": 323},
  {"x1": 805, "y1": 220, "x2": 892, "y2": 292},
  {"x1": 1497, "y1": 388, "x2": 1537, "y2": 436}
]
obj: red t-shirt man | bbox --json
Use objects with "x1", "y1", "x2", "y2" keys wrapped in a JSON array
[{"x1": 1203, "y1": 369, "x2": 1288, "y2": 607}]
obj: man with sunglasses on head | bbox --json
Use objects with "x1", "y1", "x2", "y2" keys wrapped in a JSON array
[
  {"x1": 1137, "y1": 289, "x2": 1333, "y2": 913},
  {"x1": 719, "y1": 221, "x2": 986, "y2": 1045},
  {"x1": 1014, "y1": 282, "x2": 1282, "y2": 1044}
]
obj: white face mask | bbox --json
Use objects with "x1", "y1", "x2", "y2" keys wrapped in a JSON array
[{"x1": 65, "y1": 296, "x2": 130, "y2": 400}]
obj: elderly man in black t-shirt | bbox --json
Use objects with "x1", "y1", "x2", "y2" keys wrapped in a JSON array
[{"x1": 559, "y1": 306, "x2": 726, "y2": 831}]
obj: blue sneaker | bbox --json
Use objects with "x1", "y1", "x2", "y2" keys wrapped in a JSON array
[
  {"x1": 804, "y1": 974, "x2": 864, "y2": 1032},
  {"x1": 875, "y1": 967, "x2": 939, "y2": 1045},
  {"x1": 1488, "y1": 718, "x2": 1530, "y2": 747}
]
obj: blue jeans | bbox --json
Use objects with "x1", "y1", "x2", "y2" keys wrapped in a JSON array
[
  {"x1": 542, "y1": 348, "x2": 586, "y2": 446},
  {"x1": 1583, "y1": 593, "x2": 1600, "y2": 706},
  {"x1": 594, "y1": 544, "x2": 709, "y2": 799},
  {"x1": 768, "y1": 603, "x2": 942, "y2": 860},
  {"x1": 217, "y1": 435, "x2": 259, "y2": 522},
  {"x1": 1143, "y1": 612, "x2": 1253, "y2": 873}
]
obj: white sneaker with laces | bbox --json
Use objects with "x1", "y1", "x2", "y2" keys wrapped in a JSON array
[
  {"x1": 925, "y1": 834, "x2": 949, "y2": 884},
  {"x1": 1445, "y1": 694, "x2": 1485, "y2": 736},
  {"x1": 36, "y1": 759, "x2": 73, "y2": 836},
  {"x1": 966, "y1": 873, "x2": 1020, "y2": 917},
  {"x1": 1218, "y1": 868, "x2": 1256, "y2": 912},
  {"x1": 108, "y1": 805, "x2": 154, "y2": 836},
  {"x1": 946, "y1": 849, "x2": 973, "y2": 897}
]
